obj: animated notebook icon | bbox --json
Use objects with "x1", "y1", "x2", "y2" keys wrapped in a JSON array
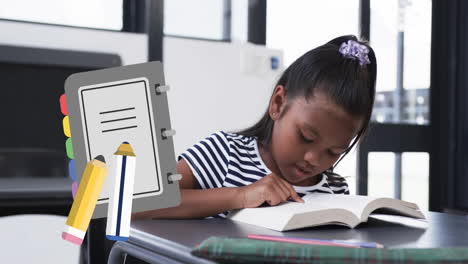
[{"x1": 64, "y1": 61, "x2": 181, "y2": 218}]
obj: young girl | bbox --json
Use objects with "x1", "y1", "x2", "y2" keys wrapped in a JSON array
[{"x1": 133, "y1": 35, "x2": 377, "y2": 219}]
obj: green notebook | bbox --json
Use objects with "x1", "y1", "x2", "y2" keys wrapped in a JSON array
[{"x1": 191, "y1": 237, "x2": 468, "y2": 264}]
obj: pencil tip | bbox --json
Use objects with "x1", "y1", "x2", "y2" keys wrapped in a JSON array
[{"x1": 94, "y1": 155, "x2": 105, "y2": 163}]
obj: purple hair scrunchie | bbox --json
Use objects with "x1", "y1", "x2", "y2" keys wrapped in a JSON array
[{"x1": 339, "y1": 40, "x2": 371, "y2": 66}]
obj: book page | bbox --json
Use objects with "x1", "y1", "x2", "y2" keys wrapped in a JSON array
[
  {"x1": 370, "y1": 214, "x2": 428, "y2": 229},
  {"x1": 228, "y1": 194, "x2": 365, "y2": 230},
  {"x1": 238, "y1": 193, "x2": 379, "y2": 217},
  {"x1": 228, "y1": 193, "x2": 423, "y2": 230},
  {"x1": 300, "y1": 193, "x2": 379, "y2": 218},
  {"x1": 302, "y1": 193, "x2": 424, "y2": 220},
  {"x1": 255, "y1": 199, "x2": 333, "y2": 214},
  {"x1": 228, "y1": 201, "x2": 338, "y2": 231}
]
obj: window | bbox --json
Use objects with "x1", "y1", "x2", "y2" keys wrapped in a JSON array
[
  {"x1": 370, "y1": 0, "x2": 432, "y2": 125},
  {"x1": 368, "y1": 152, "x2": 396, "y2": 198},
  {"x1": 365, "y1": 152, "x2": 429, "y2": 211},
  {"x1": 266, "y1": 0, "x2": 360, "y2": 66},
  {"x1": 164, "y1": 0, "x2": 229, "y2": 40}
]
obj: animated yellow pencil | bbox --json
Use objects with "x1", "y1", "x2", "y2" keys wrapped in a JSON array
[{"x1": 62, "y1": 155, "x2": 108, "y2": 245}]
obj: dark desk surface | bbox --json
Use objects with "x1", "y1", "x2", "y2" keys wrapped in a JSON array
[
  {"x1": 107, "y1": 212, "x2": 468, "y2": 264},
  {"x1": 130, "y1": 212, "x2": 468, "y2": 250}
]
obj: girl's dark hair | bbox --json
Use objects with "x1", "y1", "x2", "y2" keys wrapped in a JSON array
[{"x1": 236, "y1": 35, "x2": 377, "y2": 178}]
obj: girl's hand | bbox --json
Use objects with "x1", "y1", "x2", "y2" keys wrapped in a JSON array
[{"x1": 239, "y1": 173, "x2": 305, "y2": 208}]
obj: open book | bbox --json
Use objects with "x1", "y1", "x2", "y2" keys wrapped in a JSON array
[{"x1": 227, "y1": 193, "x2": 426, "y2": 231}]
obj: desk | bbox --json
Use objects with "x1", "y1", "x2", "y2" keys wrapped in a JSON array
[{"x1": 108, "y1": 212, "x2": 468, "y2": 264}]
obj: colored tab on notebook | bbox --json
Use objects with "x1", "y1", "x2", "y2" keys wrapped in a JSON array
[
  {"x1": 63, "y1": 116, "x2": 71, "y2": 137},
  {"x1": 66, "y1": 138, "x2": 74, "y2": 159},
  {"x1": 68, "y1": 159, "x2": 77, "y2": 181},
  {"x1": 71, "y1": 181, "x2": 78, "y2": 199},
  {"x1": 60, "y1": 94, "x2": 68, "y2": 116}
]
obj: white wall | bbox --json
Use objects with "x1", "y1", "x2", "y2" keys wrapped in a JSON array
[
  {"x1": 163, "y1": 36, "x2": 284, "y2": 156},
  {"x1": 0, "y1": 20, "x2": 147, "y2": 65}
]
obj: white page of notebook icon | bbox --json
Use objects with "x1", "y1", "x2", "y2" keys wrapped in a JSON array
[{"x1": 78, "y1": 77, "x2": 163, "y2": 202}]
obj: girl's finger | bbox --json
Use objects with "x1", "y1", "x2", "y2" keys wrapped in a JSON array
[
  {"x1": 278, "y1": 177, "x2": 305, "y2": 203},
  {"x1": 271, "y1": 180, "x2": 289, "y2": 202},
  {"x1": 274, "y1": 179, "x2": 293, "y2": 202},
  {"x1": 264, "y1": 191, "x2": 281, "y2": 206}
]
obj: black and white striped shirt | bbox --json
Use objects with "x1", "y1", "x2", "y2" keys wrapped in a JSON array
[{"x1": 178, "y1": 131, "x2": 350, "y2": 217}]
